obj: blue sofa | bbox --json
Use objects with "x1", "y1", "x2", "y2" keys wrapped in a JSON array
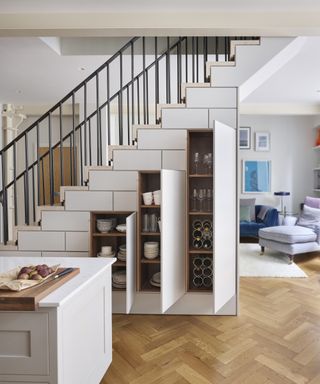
[{"x1": 240, "y1": 205, "x2": 279, "y2": 240}]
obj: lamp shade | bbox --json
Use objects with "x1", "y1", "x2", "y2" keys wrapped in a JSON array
[{"x1": 274, "y1": 191, "x2": 290, "y2": 196}]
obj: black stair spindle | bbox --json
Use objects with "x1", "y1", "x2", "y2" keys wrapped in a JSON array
[
  {"x1": 48, "y1": 114, "x2": 54, "y2": 205},
  {"x1": 192, "y1": 37, "x2": 195, "y2": 82},
  {"x1": 88, "y1": 118, "x2": 92, "y2": 166},
  {"x1": 96, "y1": 74, "x2": 102, "y2": 165},
  {"x1": 24, "y1": 133, "x2": 30, "y2": 223},
  {"x1": 13, "y1": 142, "x2": 17, "y2": 226},
  {"x1": 155, "y1": 37, "x2": 159, "y2": 114},
  {"x1": 177, "y1": 40, "x2": 182, "y2": 102},
  {"x1": 215, "y1": 37, "x2": 219, "y2": 61},
  {"x1": 59, "y1": 104, "x2": 64, "y2": 187},
  {"x1": 32, "y1": 165, "x2": 36, "y2": 223},
  {"x1": 127, "y1": 87, "x2": 130, "y2": 145},
  {"x1": 142, "y1": 37, "x2": 146, "y2": 124},
  {"x1": 146, "y1": 69, "x2": 149, "y2": 124},
  {"x1": 185, "y1": 37, "x2": 188, "y2": 83},
  {"x1": 196, "y1": 37, "x2": 199, "y2": 82},
  {"x1": 131, "y1": 41, "x2": 135, "y2": 126},
  {"x1": 36, "y1": 123, "x2": 40, "y2": 205},
  {"x1": 72, "y1": 92, "x2": 77, "y2": 182},
  {"x1": 69, "y1": 134, "x2": 73, "y2": 186},
  {"x1": 119, "y1": 51, "x2": 124, "y2": 145},
  {"x1": 83, "y1": 83, "x2": 87, "y2": 166},
  {"x1": 106, "y1": 64, "x2": 111, "y2": 146},
  {"x1": 166, "y1": 37, "x2": 171, "y2": 103},
  {"x1": 204, "y1": 37, "x2": 208, "y2": 82},
  {"x1": 137, "y1": 78, "x2": 141, "y2": 125},
  {"x1": 41, "y1": 158, "x2": 46, "y2": 206},
  {"x1": 1, "y1": 153, "x2": 8, "y2": 243},
  {"x1": 79, "y1": 122, "x2": 83, "y2": 186}
]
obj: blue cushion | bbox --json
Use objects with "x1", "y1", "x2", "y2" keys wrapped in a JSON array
[{"x1": 240, "y1": 221, "x2": 265, "y2": 238}]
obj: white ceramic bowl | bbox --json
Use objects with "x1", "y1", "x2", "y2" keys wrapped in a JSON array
[
  {"x1": 143, "y1": 192, "x2": 153, "y2": 205},
  {"x1": 96, "y1": 219, "x2": 113, "y2": 233}
]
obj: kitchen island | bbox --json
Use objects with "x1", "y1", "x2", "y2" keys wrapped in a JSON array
[{"x1": 0, "y1": 256, "x2": 115, "y2": 384}]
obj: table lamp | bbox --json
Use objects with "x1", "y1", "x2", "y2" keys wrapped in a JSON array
[{"x1": 274, "y1": 191, "x2": 290, "y2": 216}]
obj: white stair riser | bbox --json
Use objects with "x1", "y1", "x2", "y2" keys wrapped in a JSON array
[
  {"x1": 64, "y1": 191, "x2": 113, "y2": 211},
  {"x1": 41, "y1": 211, "x2": 90, "y2": 231},
  {"x1": 162, "y1": 151, "x2": 186, "y2": 171},
  {"x1": 137, "y1": 129, "x2": 187, "y2": 150},
  {"x1": 113, "y1": 150, "x2": 161, "y2": 170},
  {"x1": 66, "y1": 232, "x2": 89, "y2": 252},
  {"x1": 113, "y1": 192, "x2": 137, "y2": 211},
  {"x1": 186, "y1": 88, "x2": 237, "y2": 109},
  {"x1": 161, "y1": 109, "x2": 209, "y2": 129},
  {"x1": 89, "y1": 170, "x2": 138, "y2": 191},
  {"x1": 0, "y1": 251, "x2": 42, "y2": 257},
  {"x1": 18, "y1": 231, "x2": 65, "y2": 251},
  {"x1": 209, "y1": 109, "x2": 237, "y2": 129},
  {"x1": 42, "y1": 251, "x2": 89, "y2": 257}
]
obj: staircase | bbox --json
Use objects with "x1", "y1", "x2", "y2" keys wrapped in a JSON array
[{"x1": 0, "y1": 36, "x2": 303, "y2": 253}]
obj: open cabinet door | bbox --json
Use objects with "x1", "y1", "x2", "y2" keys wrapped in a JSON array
[
  {"x1": 126, "y1": 212, "x2": 136, "y2": 314},
  {"x1": 213, "y1": 121, "x2": 237, "y2": 313},
  {"x1": 161, "y1": 169, "x2": 186, "y2": 313}
]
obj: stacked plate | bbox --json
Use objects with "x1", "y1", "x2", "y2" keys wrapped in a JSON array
[
  {"x1": 112, "y1": 270, "x2": 126, "y2": 289},
  {"x1": 144, "y1": 242, "x2": 159, "y2": 260},
  {"x1": 117, "y1": 244, "x2": 126, "y2": 261},
  {"x1": 150, "y1": 272, "x2": 161, "y2": 287}
]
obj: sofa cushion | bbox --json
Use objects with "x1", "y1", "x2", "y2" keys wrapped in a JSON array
[
  {"x1": 240, "y1": 206, "x2": 251, "y2": 221},
  {"x1": 240, "y1": 198, "x2": 256, "y2": 221},
  {"x1": 259, "y1": 225, "x2": 317, "y2": 244},
  {"x1": 240, "y1": 221, "x2": 265, "y2": 238},
  {"x1": 305, "y1": 196, "x2": 320, "y2": 209}
]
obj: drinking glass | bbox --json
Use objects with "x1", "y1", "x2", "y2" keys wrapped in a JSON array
[
  {"x1": 142, "y1": 214, "x2": 149, "y2": 232},
  {"x1": 193, "y1": 152, "x2": 200, "y2": 174},
  {"x1": 198, "y1": 189, "x2": 205, "y2": 211},
  {"x1": 190, "y1": 188, "x2": 198, "y2": 211}
]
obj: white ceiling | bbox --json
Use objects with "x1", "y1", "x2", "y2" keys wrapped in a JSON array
[{"x1": 1, "y1": 0, "x2": 320, "y2": 13}]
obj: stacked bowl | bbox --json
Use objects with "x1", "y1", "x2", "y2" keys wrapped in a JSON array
[
  {"x1": 96, "y1": 219, "x2": 114, "y2": 233},
  {"x1": 117, "y1": 244, "x2": 126, "y2": 261},
  {"x1": 150, "y1": 272, "x2": 161, "y2": 287},
  {"x1": 144, "y1": 242, "x2": 159, "y2": 259}
]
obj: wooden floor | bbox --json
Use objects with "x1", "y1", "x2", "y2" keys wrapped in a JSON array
[{"x1": 102, "y1": 253, "x2": 320, "y2": 384}]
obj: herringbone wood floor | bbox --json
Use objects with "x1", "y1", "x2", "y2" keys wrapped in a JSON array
[{"x1": 102, "y1": 253, "x2": 320, "y2": 384}]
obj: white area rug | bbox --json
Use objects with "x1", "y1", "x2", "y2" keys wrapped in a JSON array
[{"x1": 239, "y1": 243, "x2": 307, "y2": 278}]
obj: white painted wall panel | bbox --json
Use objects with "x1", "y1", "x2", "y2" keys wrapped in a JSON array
[
  {"x1": 209, "y1": 109, "x2": 238, "y2": 129},
  {"x1": 186, "y1": 87, "x2": 237, "y2": 108},
  {"x1": 113, "y1": 150, "x2": 161, "y2": 170},
  {"x1": 18, "y1": 231, "x2": 65, "y2": 251},
  {"x1": 0, "y1": 251, "x2": 42, "y2": 257},
  {"x1": 113, "y1": 192, "x2": 137, "y2": 211},
  {"x1": 162, "y1": 150, "x2": 186, "y2": 171},
  {"x1": 41, "y1": 211, "x2": 90, "y2": 231},
  {"x1": 66, "y1": 232, "x2": 89, "y2": 252},
  {"x1": 162, "y1": 109, "x2": 209, "y2": 129},
  {"x1": 42, "y1": 251, "x2": 89, "y2": 257},
  {"x1": 89, "y1": 170, "x2": 138, "y2": 191},
  {"x1": 64, "y1": 191, "x2": 112, "y2": 211},
  {"x1": 137, "y1": 129, "x2": 187, "y2": 150}
]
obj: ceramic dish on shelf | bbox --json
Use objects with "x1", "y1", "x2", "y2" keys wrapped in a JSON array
[
  {"x1": 97, "y1": 252, "x2": 116, "y2": 258},
  {"x1": 116, "y1": 224, "x2": 126, "y2": 233},
  {"x1": 117, "y1": 252, "x2": 126, "y2": 261},
  {"x1": 112, "y1": 281, "x2": 126, "y2": 289},
  {"x1": 149, "y1": 272, "x2": 161, "y2": 287},
  {"x1": 149, "y1": 279, "x2": 160, "y2": 288},
  {"x1": 112, "y1": 270, "x2": 126, "y2": 284}
]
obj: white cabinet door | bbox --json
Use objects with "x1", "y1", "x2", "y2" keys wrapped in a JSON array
[
  {"x1": 126, "y1": 212, "x2": 136, "y2": 314},
  {"x1": 213, "y1": 121, "x2": 237, "y2": 313},
  {"x1": 161, "y1": 169, "x2": 186, "y2": 313}
]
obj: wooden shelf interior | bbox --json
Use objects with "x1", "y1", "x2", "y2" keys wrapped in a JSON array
[
  {"x1": 138, "y1": 172, "x2": 161, "y2": 292},
  {"x1": 187, "y1": 130, "x2": 214, "y2": 293},
  {"x1": 188, "y1": 253, "x2": 213, "y2": 292}
]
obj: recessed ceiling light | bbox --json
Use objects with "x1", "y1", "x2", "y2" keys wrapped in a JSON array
[
  {"x1": 16, "y1": 90, "x2": 23, "y2": 94},
  {"x1": 78, "y1": 67, "x2": 86, "y2": 71},
  {"x1": 317, "y1": 90, "x2": 320, "y2": 93}
]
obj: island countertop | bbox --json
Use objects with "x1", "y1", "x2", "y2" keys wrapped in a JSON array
[{"x1": 0, "y1": 256, "x2": 116, "y2": 307}]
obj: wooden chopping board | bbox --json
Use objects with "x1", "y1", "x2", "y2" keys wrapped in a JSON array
[{"x1": 0, "y1": 267, "x2": 80, "y2": 311}]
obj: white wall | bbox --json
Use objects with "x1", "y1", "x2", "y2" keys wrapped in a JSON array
[{"x1": 239, "y1": 115, "x2": 316, "y2": 213}]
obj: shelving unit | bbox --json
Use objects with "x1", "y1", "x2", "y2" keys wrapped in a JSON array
[
  {"x1": 187, "y1": 130, "x2": 214, "y2": 292},
  {"x1": 138, "y1": 171, "x2": 161, "y2": 292},
  {"x1": 90, "y1": 211, "x2": 136, "y2": 314}
]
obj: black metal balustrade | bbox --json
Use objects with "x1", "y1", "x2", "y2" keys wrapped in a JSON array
[{"x1": 0, "y1": 36, "x2": 259, "y2": 243}]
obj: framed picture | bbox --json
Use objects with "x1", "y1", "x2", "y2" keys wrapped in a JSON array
[
  {"x1": 242, "y1": 160, "x2": 271, "y2": 193},
  {"x1": 255, "y1": 132, "x2": 270, "y2": 151},
  {"x1": 239, "y1": 127, "x2": 251, "y2": 149}
]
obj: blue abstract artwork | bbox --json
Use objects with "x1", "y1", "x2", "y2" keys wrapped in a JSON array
[{"x1": 243, "y1": 160, "x2": 271, "y2": 193}]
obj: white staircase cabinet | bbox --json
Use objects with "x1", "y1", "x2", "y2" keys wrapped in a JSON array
[
  {"x1": 161, "y1": 170, "x2": 186, "y2": 313},
  {"x1": 126, "y1": 212, "x2": 136, "y2": 314},
  {"x1": 213, "y1": 122, "x2": 237, "y2": 313}
]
